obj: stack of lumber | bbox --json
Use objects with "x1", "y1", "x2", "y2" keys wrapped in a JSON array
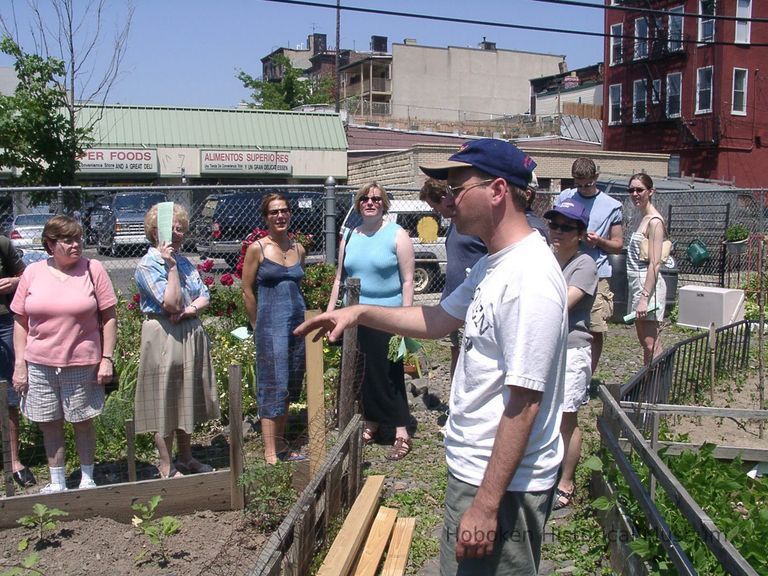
[{"x1": 317, "y1": 475, "x2": 417, "y2": 576}]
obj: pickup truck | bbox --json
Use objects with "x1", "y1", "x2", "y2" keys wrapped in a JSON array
[{"x1": 96, "y1": 191, "x2": 167, "y2": 256}]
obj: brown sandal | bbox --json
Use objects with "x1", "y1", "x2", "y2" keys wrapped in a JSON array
[
  {"x1": 386, "y1": 437, "x2": 412, "y2": 461},
  {"x1": 362, "y1": 425, "x2": 378, "y2": 446}
]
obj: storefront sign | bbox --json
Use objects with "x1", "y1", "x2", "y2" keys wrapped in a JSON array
[
  {"x1": 201, "y1": 150, "x2": 292, "y2": 175},
  {"x1": 77, "y1": 149, "x2": 158, "y2": 174}
]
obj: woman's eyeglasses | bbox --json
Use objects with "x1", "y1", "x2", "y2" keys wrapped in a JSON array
[
  {"x1": 267, "y1": 208, "x2": 290, "y2": 216},
  {"x1": 359, "y1": 196, "x2": 383, "y2": 204},
  {"x1": 627, "y1": 187, "x2": 648, "y2": 194},
  {"x1": 547, "y1": 222, "x2": 579, "y2": 233}
]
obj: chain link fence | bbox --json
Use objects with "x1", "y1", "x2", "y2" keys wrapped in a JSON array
[{"x1": 1, "y1": 183, "x2": 766, "y2": 302}]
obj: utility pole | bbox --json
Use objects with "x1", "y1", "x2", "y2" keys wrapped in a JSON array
[{"x1": 335, "y1": 0, "x2": 341, "y2": 113}]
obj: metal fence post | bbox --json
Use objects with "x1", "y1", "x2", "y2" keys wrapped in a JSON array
[
  {"x1": 57, "y1": 184, "x2": 64, "y2": 214},
  {"x1": 324, "y1": 176, "x2": 337, "y2": 265}
]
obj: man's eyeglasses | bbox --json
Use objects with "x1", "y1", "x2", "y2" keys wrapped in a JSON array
[
  {"x1": 627, "y1": 187, "x2": 648, "y2": 194},
  {"x1": 445, "y1": 179, "x2": 494, "y2": 199},
  {"x1": 547, "y1": 222, "x2": 579, "y2": 233},
  {"x1": 359, "y1": 196, "x2": 383, "y2": 204},
  {"x1": 575, "y1": 181, "x2": 596, "y2": 189},
  {"x1": 267, "y1": 208, "x2": 290, "y2": 216}
]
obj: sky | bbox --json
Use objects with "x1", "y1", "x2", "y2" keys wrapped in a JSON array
[{"x1": 0, "y1": 0, "x2": 606, "y2": 108}]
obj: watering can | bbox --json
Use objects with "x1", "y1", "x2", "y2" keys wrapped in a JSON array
[{"x1": 686, "y1": 240, "x2": 710, "y2": 267}]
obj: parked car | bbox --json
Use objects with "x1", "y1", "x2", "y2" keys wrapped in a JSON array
[
  {"x1": 9, "y1": 213, "x2": 52, "y2": 250},
  {"x1": 97, "y1": 191, "x2": 168, "y2": 256},
  {"x1": 192, "y1": 190, "x2": 325, "y2": 268},
  {"x1": 340, "y1": 199, "x2": 448, "y2": 294}
]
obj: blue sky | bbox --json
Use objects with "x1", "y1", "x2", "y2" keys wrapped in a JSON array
[{"x1": 0, "y1": 0, "x2": 606, "y2": 108}]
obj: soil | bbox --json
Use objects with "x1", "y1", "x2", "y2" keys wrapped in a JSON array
[{"x1": 1, "y1": 323, "x2": 764, "y2": 575}]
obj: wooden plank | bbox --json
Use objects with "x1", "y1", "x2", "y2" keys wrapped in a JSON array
[
  {"x1": 380, "y1": 517, "x2": 416, "y2": 576},
  {"x1": 0, "y1": 378, "x2": 14, "y2": 497},
  {"x1": 125, "y1": 419, "x2": 136, "y2": 483},
  {"x1": 352, "y1": 506, "x2": 398, "y2": 576},
  {"x1": 228, "y1": 364, "x2": 245, "y2": 510},
  {"x1": 0, "y1": 470, "x2": 231, "y2": 528},
  {"x1": 654, "y1": 442, "x2": 768, "y2": 462},
  {"x1": 589, "y1": 472, "x2": 649, "y2": 576},
  {"x1": 619, "y1": 401, "x2": 768, "y2": 420},
  {"x1": 305, "y1": 309, "x2": 327, "y2": 478},
  {"x1": 317, "y1": 475, "x2": 385, "y2": 576},
  {"x1": 338, "y1": 278, "x2": 360, "y2": 430}
]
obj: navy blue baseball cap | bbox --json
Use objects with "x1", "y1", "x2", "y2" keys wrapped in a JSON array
[
  {"x1": 419, "y1": 138, "x2": 538, "y2": 191},
  {"x1": 544, "y1": 199, "x2": 589, "y2": 228}
]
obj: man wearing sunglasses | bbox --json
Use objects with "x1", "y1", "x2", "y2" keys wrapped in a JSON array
[
  {"x1": 556, "y1": 157, "x2": 623, "y2": 374},
  {"x1": 420, "y1": 178, "x2": 486, "y2": 377},
  {"x1": 296, "y1": 139, "x2": 567, "y2": 575}
]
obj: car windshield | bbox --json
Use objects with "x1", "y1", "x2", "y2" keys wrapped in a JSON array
[
  {"x1": 113, "y1": 194, "x2": 166, "y2": 211},
  {"x1": 15, "y1": 214, "x2": 51, "y2": 226}
]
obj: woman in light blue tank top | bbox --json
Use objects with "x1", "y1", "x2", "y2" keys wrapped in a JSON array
[{"x1": 327, "y1": 182, "x2": 416, "y2": 460}]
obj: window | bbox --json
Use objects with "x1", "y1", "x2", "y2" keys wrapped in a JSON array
[
  {"x1": 652, "y1": 79, "x2": 661, "y2": 104},
  {"x1": 610, "y1": 23, "x2": 623, "y2": 65},
  {"x1": 732, "y1": 68, "x2": 748, "y2": 115},
  {"x1": 609, "y1": 84, "x2": 622, "y2": 125},
  {"x1": 667, "y1": 72, "x2": 682, "y2": 118},
  {"x1": 668, "y1": 6, "x2": 684, "y2": 51},
  {"x1": 634, "y1": 18, "x2": 649, "y2": 59},
  {"x1": 696, "y1": 66, "x2": 713, "y2": 113},
  {"x1": 736, "y1": 0, "x2": 751, "y2": 44},
  {"x1": 633, "y1": 79, "x2": 647, "y2": 122},
  {"x1": 699, "y1": 0, "x2": 715, "y2": 43}
]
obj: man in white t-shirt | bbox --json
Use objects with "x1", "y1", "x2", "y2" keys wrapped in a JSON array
[{"x1": 295, "y1": 139, "x2": 567, "y2": 575}]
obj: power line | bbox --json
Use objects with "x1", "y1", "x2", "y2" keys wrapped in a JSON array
[
  {"x1": 263, "y1": 0, "x2": 768, "y2": 49},
  {"x1": 532, "y1": 0, "x2": 768, "y2": 24}
]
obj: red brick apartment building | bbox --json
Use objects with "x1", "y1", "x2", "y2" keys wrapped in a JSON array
[{"x1": 603, "y1": 0, "x2": 767, "y2": 188}]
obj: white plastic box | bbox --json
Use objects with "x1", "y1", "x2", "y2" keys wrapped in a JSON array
[{"x1": 677, "y1": 286, "x2": 745, "y2": 329}]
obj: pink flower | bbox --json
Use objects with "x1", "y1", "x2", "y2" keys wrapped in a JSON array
[
  {"x1": 200, "y1": 259, "x2": 215, "y2": 273},
  {"x1": 132, "y1": 293, "x2": 141, "y2": 303},
  {"x1": 204, "y1": 276, "x2": 215, "y2": 286},
  {"x1": 127, "y1": 302, "x2": 136, "y2": 311},
  {"x1": 220, "y1": 273, "x2": 234, "y2": 286}
]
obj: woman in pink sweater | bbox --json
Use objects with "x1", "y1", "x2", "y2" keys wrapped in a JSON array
[{"x1": 11, "y1": 215, "x2": 117, "y2": 493}]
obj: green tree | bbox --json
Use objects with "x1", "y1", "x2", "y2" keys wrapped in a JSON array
[
  {"x1": 238, "y1": 55, "x2": 334, "y2": 110},
  {"x1": 0, "y1": 36, "x2": 89, "y2": 188}
]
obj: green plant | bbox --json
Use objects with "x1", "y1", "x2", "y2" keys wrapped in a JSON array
[
  {"x1": 239, "y1": 460, "x2": 298, "y2": 532},
  {"x1": 131, "y1": 495, "x2": 182, "y2": 565},
  {"x1": 302, "y1": 262, "x2": 336, "y2": 310},
  {"x1": 17, "y1": 503, "x2": 69, "y2": 544},
  {"x1": 724, "y1": 223, "x2": 749, "y2": 243},
  {"x1": 0, "y1": 549, "x2": 42, "y2": 576}
]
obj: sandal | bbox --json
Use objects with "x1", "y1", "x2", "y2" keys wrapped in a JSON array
[
  {"x1": 160, "y1": 467, "x2": 184, "y2": 479},
  {"x1": 386, "y1": 437, "x2": 412, "y2": 461},
  {"x1": 553, "y1": 487, "x2": 575, "y2": 510},
  {"x1": 277, "y1": 450, "x2": 308, "y2": 462},
  {"x1": 362, "y1": 425, "x2": 378, "y2": 446},
  {"x1": 175, "y1": 460, "x2": 214, "y2": 474}
]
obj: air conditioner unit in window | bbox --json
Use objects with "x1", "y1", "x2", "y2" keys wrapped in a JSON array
[{"x1": 677, "y1": 286, "x2": 745, "y2": 329}]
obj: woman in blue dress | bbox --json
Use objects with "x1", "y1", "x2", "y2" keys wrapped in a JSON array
[{"x1": 241, "y1": 194, "x2": 306, "y2": 464}]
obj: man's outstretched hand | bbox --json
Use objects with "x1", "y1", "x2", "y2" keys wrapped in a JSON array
[{"x1": 294, "y1": 305, "x2": 363, "y2": 342}]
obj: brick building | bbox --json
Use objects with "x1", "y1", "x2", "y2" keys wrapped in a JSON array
[{"x1": 602, "y1": 0, "x2": 767, "y2": 188}]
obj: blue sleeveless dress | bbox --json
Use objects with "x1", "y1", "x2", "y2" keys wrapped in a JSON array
[{"x1": 254, "y1": 257, "x2": 306, "y2": 419}]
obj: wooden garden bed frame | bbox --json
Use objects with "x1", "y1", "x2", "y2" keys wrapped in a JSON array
[{"x1": 595, "y1": 383, "x2": 765, "y2": 576}]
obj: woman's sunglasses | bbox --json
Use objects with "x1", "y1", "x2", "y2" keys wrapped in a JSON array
[
  {"x1": 359, "y1": 196, "x2": 383, "y2": 204},
  {"x1": 547, "y1": 222, "x2": 579, "y2": 233}
]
